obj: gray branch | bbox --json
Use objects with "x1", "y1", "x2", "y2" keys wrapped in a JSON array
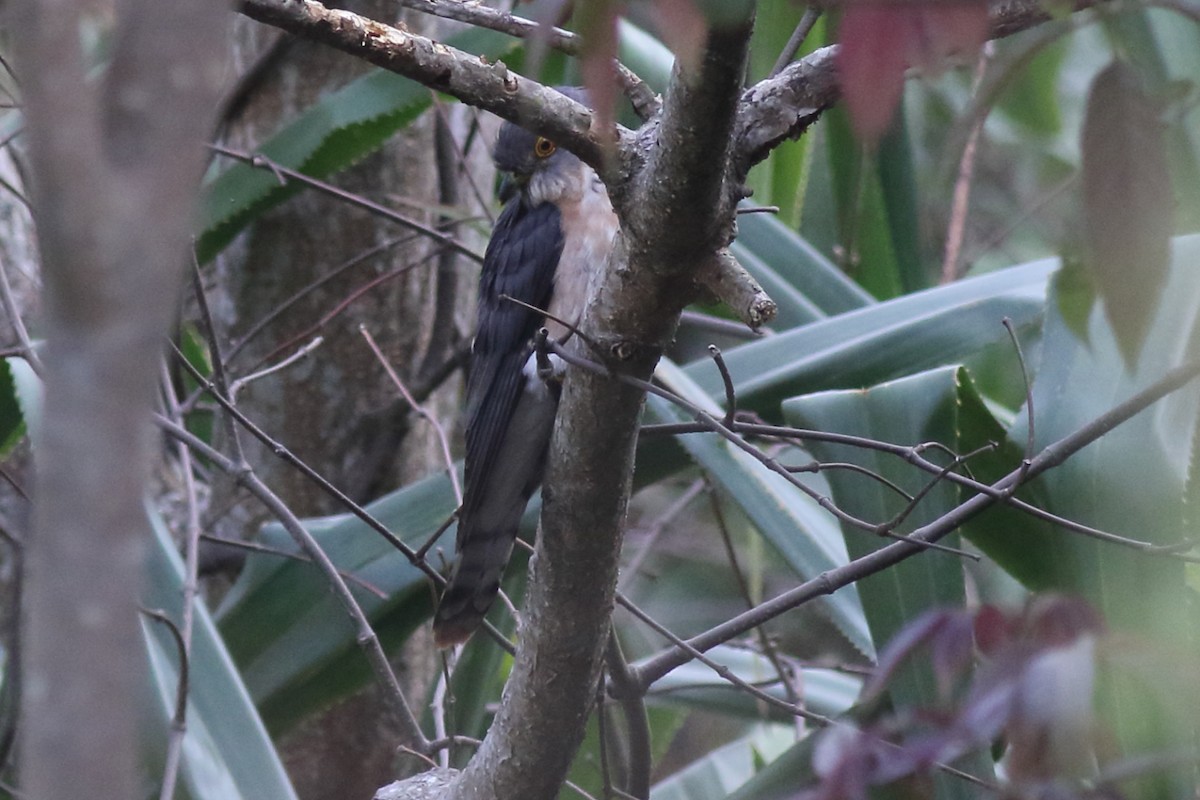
[{"x1": 9, "y1": 0, "x2": 228, "y2": 796}]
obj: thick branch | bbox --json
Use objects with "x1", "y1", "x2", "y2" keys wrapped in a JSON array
[
  {"x1": 626, "y1": 21, "x2": 754, "y2": 261},
  {"x1": 449, "y1": 15, "x2": 757, "y2": 800},
  {"x1": 10, "y1": 0, "x2": 228, "y2": 796},
  {"x1": 238, "y1": 0, "x2": 630, "y2": 181},
  {"x1": 731, "y1": 0, "x2": 1107, "y2": 174}
]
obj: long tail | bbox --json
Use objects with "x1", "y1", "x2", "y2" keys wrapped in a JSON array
[{"x1": 432, "y1": 383, "x2": 558, "y2": 647}]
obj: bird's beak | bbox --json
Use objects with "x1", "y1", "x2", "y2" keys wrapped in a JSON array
[{"x1": 498, "y1": 172, "x2": 526, "y2": 204}]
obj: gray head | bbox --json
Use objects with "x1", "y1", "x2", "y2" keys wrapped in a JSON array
[{"x1": 494, "y1": 86, "x2": 590, "y2": 206}]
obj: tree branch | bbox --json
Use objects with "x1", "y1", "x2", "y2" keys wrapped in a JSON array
[
  {"x1": 449, "y1": 14, "x2": 756, "y2": 800},
  {"x1": 9, "y1": 0, "x2": 228, "y2": 795},
  {"x1": 237, "y1": 0, "x2": 630, "y2": 181}
]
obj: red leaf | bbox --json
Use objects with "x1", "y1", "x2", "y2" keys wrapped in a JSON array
[
  {"x1": 838, "y1": 0, "x2": 987, "y2": 145},
  {"x1": 576, "y1": 0, "x2": 621, "y2": 136},
  {"x1": 972, "y1": 604, "x2": 1012, "y2": 656},
  {"x1": 648, "y1": 0, "x2": 709, "y2": 74},
  {"x1": 837, "y1": 3, "x2": 911, "y2": 144}
]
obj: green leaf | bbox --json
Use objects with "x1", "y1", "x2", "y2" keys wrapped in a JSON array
[
  {"x1": 876, "y1": 113, "x2": 927, "y2": 294},
  {"x1": 781, "y1": 366, "x2": 997, "y2": 796},
  {"x1": 564, "y1": 705, "x2": 684, "y2": 800},
  {"x1": 7, "y1": 357, "x2": 41, "y2": 446},
  {"x1": 996, "y1": 38, "x2": 1066, "y2": 135},
  {"x1": 1080, "y1": 60, "x2": 1172, "y2": 367},
  {"x1": 645, "y1": 644, "x2": 860, "y2": 721},
  {"x1": 649, "y1": 359, "x2": 874, "y2": 657},
  {"x1": 722, "y1": 731, "x2": 818, "y2": 800},
  {"x1": 195, "y1": 28, "x2": 516, "y2": 264},
  {"x1": 215, "y1": 470, "x2": 460, "y2": 733},
  {"x1": 649, "y1": 725, "x2": 796, "y2": 800},
  {"x1": 826, "y1": 107, "x2": 904, "y2": 300},
  {"x1": 735, "y1": 211, "x2": 875, "y2": 317},
  {"x1": 684, "y1": 258, "x2": 1055, "y2": 417},
  {"x1": 781, "y1": 367, "x2": 969, "y2": 705},
  {"x1": 1006, "y1": 235, "x2": 1200, "y2": 799},
  {"x1": 0, "y1": 359, "x2": 25, "y2": 456},
  {"x1": 143, "y1": 508, "x2": 298, "y2": 799}
]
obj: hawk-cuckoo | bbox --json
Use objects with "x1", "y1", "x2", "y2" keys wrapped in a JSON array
[{"x1": 433, "y1": 88, "x2": 619, "y2": 647}]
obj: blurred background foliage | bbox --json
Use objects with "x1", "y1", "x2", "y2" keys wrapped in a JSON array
[{"x1": 1, "y1": 0, "x2": 1199, "y2": 797}]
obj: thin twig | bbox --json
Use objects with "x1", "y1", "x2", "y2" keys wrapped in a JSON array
[
  {"x1": 1003, "y1": 316, "x2": 1036, "y2": 465},
  {"x1": 628, "y1": 358, "x2": 1200, "y2": 690},
  {"x1": 707, "y1": 482, "x2": 804, "y2": 713},
  {"x1": 0, "y1": 250, "x2": 41, "y2": 374},
  {"x1": 154, "y1": 414, "x2": 430, "y2": 752},
  {"x1": 552, "y1": 340, "x2": 974, "y2": 557},
  {"x1": 708, "y1": 345, "x2": 737, "y2": 427},
  {"x1": 223, "y1": 234, "x2": 418, "y2": 364},
  {"x1": 139, "y1": 607, "x2": 189, "y2": 800},
  {"x1": 618, "y1": 479, "x2": 705, "y2": 591},
  {"x1": 228, "y1": 336, "x2": 324, "y2": 401},
  {"x1": 605, "y1": 634, "x2": 651, "y2": 800},
  {"x1": 650, "y1": 420, "x2": 1198, "y2": 559},
  {"x1": 940, "y1": 42, "x2": 992, "y2": 283},
  {"x1": 156, "y1": 361, "x2": 206, "y2": 800},
  {"x1": 198, "y1": 533, "x2": 389, "y2": 597},
  {"x1": 209, "y1": 144, "x2": 484, "y2": 264},
  {"x1": 360, "y1": 325, "x2": 462, "y2": 505},
  {"x1": 393, "y1": 0, "x2": 660, "y2": 119},
  {"x1": 769, "y1": 7, "x2": 823, "y2": 78}
]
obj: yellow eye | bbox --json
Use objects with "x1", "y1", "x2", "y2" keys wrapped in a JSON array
[{"x1": 534, "y1": 137, "x2": 557, "y2": 158}]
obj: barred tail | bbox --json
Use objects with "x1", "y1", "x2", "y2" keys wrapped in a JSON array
[
  {"x1": 433, "y1": 379, "x2": 558, "y2": 647},
  {"x1": 432, "y1": 520, "x2": 519, "y2": 648}
]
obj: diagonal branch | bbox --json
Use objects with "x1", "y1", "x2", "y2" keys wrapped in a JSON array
[
  {"x1": 628, "y1": 357, "x2": 1200, "y2": 690},
  {"x1": 237, "y1": 0, "x2": 630, "y2": 182}
]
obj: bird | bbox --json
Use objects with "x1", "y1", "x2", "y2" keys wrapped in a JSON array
[{"x1": 432, "y1": 87, "x2": 619, "y2": 648}]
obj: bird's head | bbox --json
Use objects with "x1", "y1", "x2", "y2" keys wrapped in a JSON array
[{"x1": 493, "y1": 86, "x2": 589, "y2": 206}]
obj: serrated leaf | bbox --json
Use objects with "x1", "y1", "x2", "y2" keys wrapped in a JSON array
[
  {"x1": 215, "y1": 470, "x2": 460, "y2": 732},
  {"x1": 195, "y1": 28, "x2": 515, "y2": 263},
  {"x1": 684, "y1": 258, "x2": 1055, "y2": 417},
  {"x1": 1007, "y1": 234, "x2": 1200, "y2": 799},
  {"x1": 1080, "y1": 60, "x2": 1172, "y2": 367},
  {"x1": 0, "y1": 359, "x2": 25, "y2": 456},
  {"x1": 781, "y1": 365, "x2": 997, "y2": 796}
]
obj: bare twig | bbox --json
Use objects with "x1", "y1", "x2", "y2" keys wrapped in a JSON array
[
  {"x1": 228, "y1": 336, "x2": 324, "y2": 401},
  {"x1": 154, "y1": 414, "x2": 430, "y2": 752},
  {"x1": 210, "y1": 144, "x2": 484, "y2": 264},
  {"x1": 604, "y1": 634, "x2": 651, "y2": 800},
  {"x1": 360, "y1": 325, "x2": 462, "y2": 505},
  {"x1": 940, "y1": 43, "x2": 992, "y2": 284},
  {"x1": 769, "y1": 7, "x2": 823, "y2": 78},
  {"x1": 198, "y1": 533, "x2": 389, "y2": 597},
  {"x1": 629, "y1": 358, "x2": 1200, "y2": 689},
  {"x1": 393, "y1": 0, "x2": 660, "y2": 119},
  {"x1": 0, "y1": 251, "x2": 40, "y2": 374},
  {"x1": 224, "y1": 234, "x2": 418, "y2": 364}
]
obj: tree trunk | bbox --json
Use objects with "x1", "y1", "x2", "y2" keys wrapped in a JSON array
[{"x1": 209, "y1": 5, "x2": 490, "y2": 795}]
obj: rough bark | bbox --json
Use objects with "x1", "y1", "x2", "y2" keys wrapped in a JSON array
[{"x1": 210, "y1": 4, "x2": 488, "y2": 796}]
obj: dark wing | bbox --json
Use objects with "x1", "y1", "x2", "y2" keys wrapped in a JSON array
[{"x1": 459, "y1": 197, "x2": 564, "y2": 534}]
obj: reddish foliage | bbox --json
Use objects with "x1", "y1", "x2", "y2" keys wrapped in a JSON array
[
  {"x1": 837, "y1": 0, "x2": 988, "y2": 144},
  {"x1": 811, "y1": 596, "x2": 1109, "y2": 800}
]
